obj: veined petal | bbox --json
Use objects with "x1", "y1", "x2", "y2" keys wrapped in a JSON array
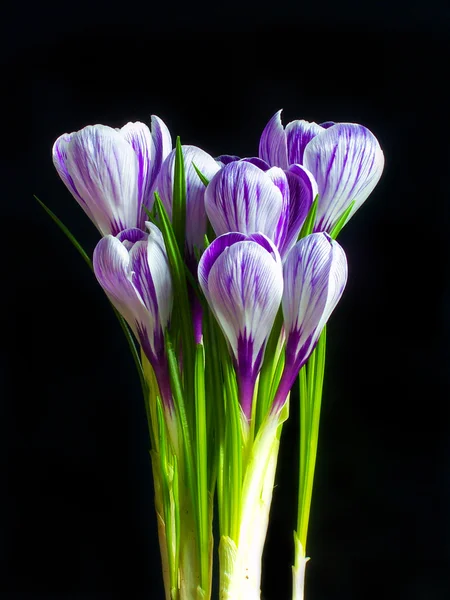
[
  {"x1": 283, "y1": 233, "x2": 347, "y2": 363},
  {"x1": 152, "y1": 145, "x2": 220, "y2": 253},
  {"x1": 52, "y1": 133, "x2": 96, "y2": 224},
  {"x1": 285, "y1": 119, "x2": 324, "y2": 165},
  {"x1": 199, "y1": 233, "x2": 283, "y2": 418},
  {"x1": 148, "y1": 115, "x2": 172, "y2": 191},
  {"x1": 272, "y1": 233, "x2": 347, "y2": 412},
  {"x1": 58, "y1": 125, "x2": 139, "y2": 236},
  {"x1": 259, "y1": 109, "x2": 289, "y2": 170},
  {"x1": 279, "y1": 164, "x2": 318, "y2": 257},
  {"x1": 93, "y1": 235, "x2": 152, "y2": 341},
  {"x1": 241, "y1": 157, "x2": 271, "y2": 171},
  {"x1": 205, "y1": 161, "x2": 283, "y2": 240},
  {"x1": 303, "y1": 123, "x2": 385, "y2": 233},
  {"x1": 266, "y1": 167, "x2": 290, "y2": 249},
  {"x1": 119, "y1": 122, "x2": 153, "y2": 222},
  {"x1": 215, "y1": 154, "x2": 241, "y2": 167}
]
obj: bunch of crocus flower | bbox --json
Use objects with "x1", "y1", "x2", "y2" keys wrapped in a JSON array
[{"x1": 41, "y1": 109, "x2": 384, "y2": 600}]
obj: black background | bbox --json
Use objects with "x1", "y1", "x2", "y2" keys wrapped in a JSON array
[{"x1": 2, "y1": 1, "x2": 450, "y2": 598}]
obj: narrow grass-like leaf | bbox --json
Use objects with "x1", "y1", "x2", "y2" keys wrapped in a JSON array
[
  {"x1": 298, "y1": 194, "x2": 319, "y2": 239},
  {"x1": 154, "y1": 193, "x2": 195, "y2": 405},
  {"x1": 193, "y1": 163, "x2": 210, "y2": 187},
  {"x1": 194, "y1": 343, "x2": 209, "y2": 591},
  {"x1": 35, "y1": 195, "x2": 147, "y2": 399},
  {"x1": 172, "y1": 136, "x2": 187, "y2": 252},
  {"x1": 255, "y1": 308, "x2": 284, "y2": 431},
  {"x1": 297, "y1": 327, "x2": 327, "y2": 552},
  {"x1": 330, "y1": 201, "x2": 355, "y2": 239},
  {"x1": 34, "y1": 195, "x2": 93, "y2": 268}
]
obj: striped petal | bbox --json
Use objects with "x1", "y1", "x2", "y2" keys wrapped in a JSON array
[
  {"x1": 93, "y1": 223, "x2": 172, "y2": 365},
  {"x1": 53, "y1": 125, "x2": 140, "y2": 236},
  {"x1": 272, "y1": 233, "x2": 347, "y2": 412},
  {"x1": 303, "y1": 123, "x2": 385, "y2": 233},
  {"x1": 148, "y1": 115, "x2": 172, "y2": 191},
  {"x1": 259, "y1": 109, "x2": 289, "y2": 170},
  {"x1": 153, "y1": 145, "x2": 220, "y2": 253},
  {"x1": 285, "y1": 119, "x2": 324, "y2": 165},
  {"x1": 205, "y1": 161, "x2": 283, "y2": 241},
  {"x1": 119, "y1": 122, "x2": 153, "y2": 221},
  {"x1": 279, "y1": 164, "x2": 318, "y2": 257},
  {"x1": 198, "y1": 232, "x2": 283, "y2": 418}
]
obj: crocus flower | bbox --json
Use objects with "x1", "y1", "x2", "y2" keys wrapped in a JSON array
[
  {"x1": 53, "y1": 116, "x2": 172, "y2": 236},
  {"x1": 206, "y1": 159, "x2": 316, "y2": 259},
  {"x1": 198, "y1": 232, "x2": 283, "y2": 419},
  {"x1": 272, "y1": 232, "x2": 348, "y2": 413},
  {"x1": 259, "y1": 110, "x2": 384, "y2": 234},
  {"x1": 93, "y1": 222, "x2": 174, "y2": 410},
  {"x1": 152, "y1": 144, "x2": 221, "y2": 256}
]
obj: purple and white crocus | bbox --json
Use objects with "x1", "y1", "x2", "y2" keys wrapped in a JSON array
[
  {"x1": 53, "y1": 116, "x2": 172, "y2": 236},
  {"x1": 272, "y1": 232, "x2": 348, "y2": 413},
  {"x1": 259, "y1": 110, "x2": 384, "y2": 234},
  {"x1": 205, "y1": 160, "x2": 317, "y2": 260},
  {"x1": 198, "y1": 232, "x2": 283, "y2": 419},
  {"x1": 93, "y1": 222, "x2": 174, "y2": 410}
]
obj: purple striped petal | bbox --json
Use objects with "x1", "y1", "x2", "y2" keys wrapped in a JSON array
[
  {"x1": 205, "y1": 161, "x2": 283, "y2": 241},
  {"x1": 148, "y1": 115, "x2": 172, "y2": 191},
  {"x1": 241, "y1": 157, "x2": 271, "y2": 171},
  {"x1": 259, "y1": 110, "x2": 289, "y2": 170},
  {"x1": 152, "y1": 145, "x2": 221, "y2": 253},
  {"x1": 279, "y1": 164, "x2": 318, "y2": 258},
  {"x1": 119, "y1": 122, "x2": 153, "y2": 222},
  {"x1": 215, "y1": 154, "x2": 241, "y2": 166},
  {"x1": 303, "y1": 123, "x2": 385, "y2": 233},
  {"x1": 93, "y1": 223, "x2": 172, "y2": 373},
  {"x1": 198, "y1": 233, "x2": 283, "y2": 419},
  {"x1": 53, "y1": 125, "x2": 140, "y2": 236},
  {"x1": 285, "y1": 120, "x2": 324, "y2": 165},
  {"x1": 272, "y1": 233, "x2": 347, "y2": 412},
  {"x1": 266, "y1": 167, "x2": 290, "y2": 250},
  {"x1": 319, "y1": 121, "x2": 335, "y2": 129}
]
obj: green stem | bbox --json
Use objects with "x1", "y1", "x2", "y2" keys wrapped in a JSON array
[{"x1": 297, "y1": 328, "x2": 327, "y2": 552}]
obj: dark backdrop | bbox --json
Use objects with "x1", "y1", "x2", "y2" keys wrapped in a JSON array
[{"x1": 2, "y1": 2, "x2": 450, "y2": 599}]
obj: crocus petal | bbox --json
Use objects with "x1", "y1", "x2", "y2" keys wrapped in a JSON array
[
  {"x1": 266, "y1": 167, "x2": 290, "y2": 250},
  {"x1": 198, "y1": 233, "x2": 283, "y2": 418},
  {"x1": 241, "y1": 157, "x2": 271, "y2": 171},
  {"x1": 93, "y1": 224, "x2": 172, "y2": 362},
  {"x1": 148, "y1": 115, "x2": 172, "y2": 191},
  {"x1": 258, "y1": 109, "x2": 289, "y2": 170},
  {"x1": 119, "y1": 122, "x2": 153, "y2": 221},
  {"x1": 215, "y1": 154, "x2": 241, "y2": 167},
  {"x1": 54, "y1": 125, "x2": 140, "y2": 236},
  {"x1": 319, "y1": 121, "x2": 335, "y2": 129},
  {"x1": 93, "y1": 235, "x2": 153, "y2": 342},
  {"x1": 279, "y1": 164, "x2": 318, "y2": 258},
  {"x1": 205, "y1": 161, "x2": 283, "y2": 241},
  {"x1": 272, "y1": 233, "x2": 347, "y2": 412},
  {"x1": 152, "y1": 145, "x2": 221, "y2": 253},
  {"x1": 303, "y1": 123, "x2": 385, "y2": 233},
  {"x1": 285, "y1": 119, "x2": 324, "y2": 165}
]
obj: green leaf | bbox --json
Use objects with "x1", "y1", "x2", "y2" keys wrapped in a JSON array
[
  {"x1": 34, "y1": 195, "x2": 92, "y2": 269},
  {"x1": 154, "y1": 192, "x2": 195, "y2": 406},
  {"x1": 298, "y1": 194, "x2": 319, "y2": 239},
  {"x1": 193, "y1": 162, "x2": 210, "y2": 187},
  {"x1": 34, "y1": 195, "x2": 147, "y2": 399},
  {"x1": 194, "y1": 343, "x2": 209, "y2": 591},
  {"x1": 329, "y1": 201, "x2": 355, "y2": 239},
  {"x1": 172, "y1": 136, "x2": 187, "y2": 252}
]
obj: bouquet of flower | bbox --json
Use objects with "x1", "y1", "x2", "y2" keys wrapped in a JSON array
[{"x1": 39, "y1": 109, "x2": 384, "y2": 600}]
